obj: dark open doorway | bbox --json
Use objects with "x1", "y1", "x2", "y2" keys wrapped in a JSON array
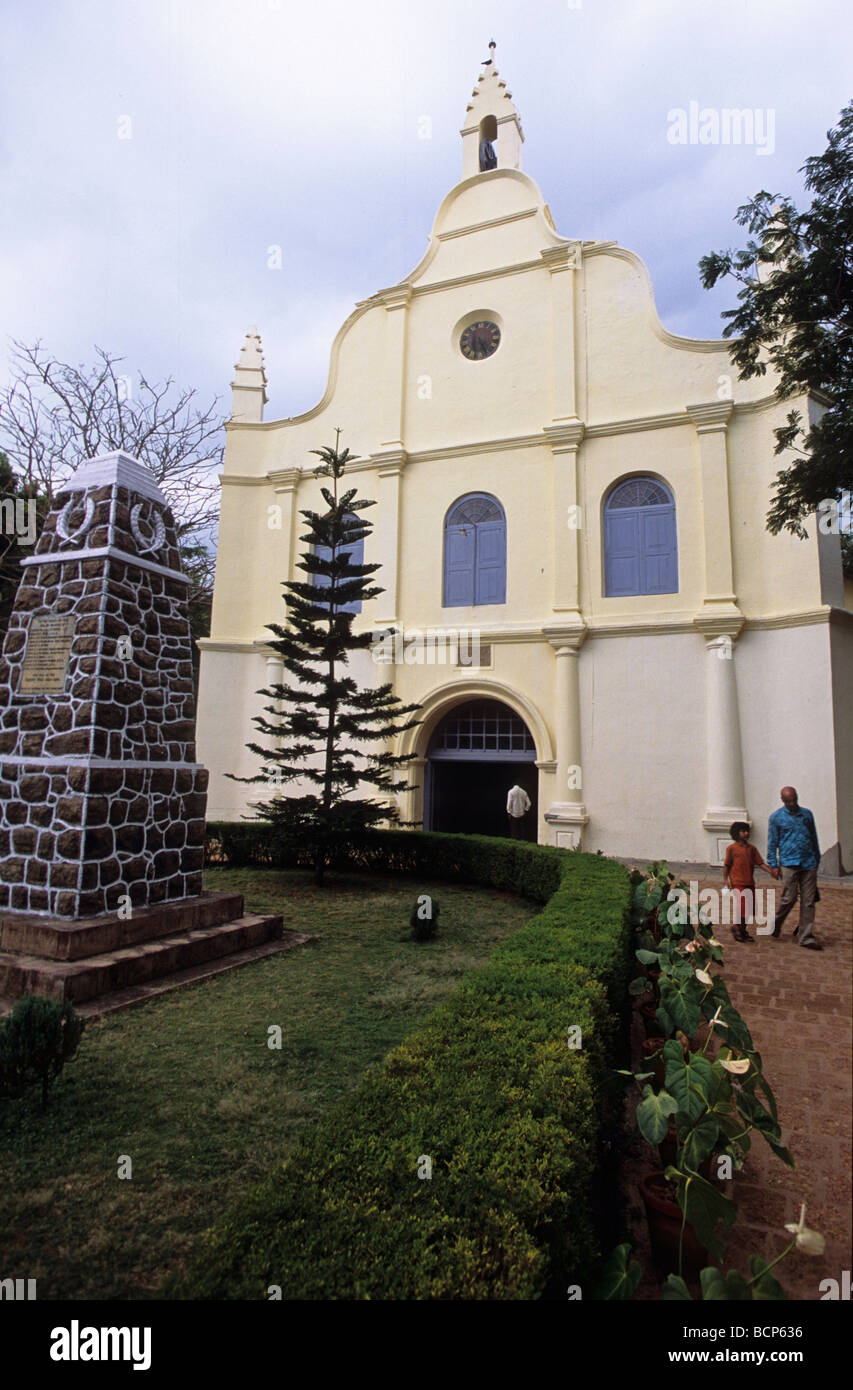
[
  {"x1": 425, "y1": 699, "x2": 538, "y2": 840},
  {"x1": 429, "y1": 759, "x2": 538, "y2": 839}
]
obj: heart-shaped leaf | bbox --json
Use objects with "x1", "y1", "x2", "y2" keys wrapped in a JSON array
[
  {"x1": 660, "y1": 976, "x2": 702, "y2": 1036},
  {"x1": 594, "y1": 1243, "x2": 642, "y2": 1300},
  {"x1": 661, "y1": 1274, "x2": 692, "y2": 1300},
  {"x1": 637, "y1": 1085, "x2": 679, "y2": 1144},
  {"x1": 665, "y1": 1044, "x2": 714, "y2": 1122},
  {"x1": 672, "y1": 1171, "x2": 738, "y2": 1261},
  {"x1": 682, "y1": 1117, "x2": 720, "y2": 1171}
]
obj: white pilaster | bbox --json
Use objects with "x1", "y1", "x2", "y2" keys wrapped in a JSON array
[
  {"x1": 543, "y1": 628, "x2": 588, "y2": 848},
  {"x1": 687, "y1": 401, "x2": 741, "y2": 625},
  {"x1": 544, "y1": 419, "x2": 584, "y2": 615},
  {"x1": 696, "y1": 619, "x2": 749, "y2": 864},
  {"x1": 372, "y1": 451, "x2": 405, "y2": 626},
  {"x1": 378, "y1": 286, "x2": 411, "y2": 450}
]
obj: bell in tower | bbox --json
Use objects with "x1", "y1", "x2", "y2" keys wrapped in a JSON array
[{"x1": 461, "y1": 41, "x2": 525, "y2": 180}]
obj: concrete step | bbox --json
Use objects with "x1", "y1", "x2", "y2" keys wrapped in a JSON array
[
  {"x1": 0, "y1": 892, "x2": 246, "y2": 961},
  {"x1": 0, "y1": 912, "x2": 283, "y2": 1004}
]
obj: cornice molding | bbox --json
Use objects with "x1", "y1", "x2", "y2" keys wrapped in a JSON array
[
  {"x1": 686, "y1": 401, "x2": 735, "y2": 433},
  {"x1": 543, "y1": 419, "x2": 585, "y2": 451},
  {"x1": 268, "y1": 467, "x2": 301, "y2": 490},
  {"x1": 584, "y1": 411, "x2": 689, "y2": 439},
  {"x1": 409, "y1": 257, "x2": 545, "y2": 298},
  {"x1": 377, "y1": 284, "x2": 412, "y2": 311},
  {"x1": 540, "y1": 244, "x2": 580, "y2": 273},
  {"x1": 197, "y1": 608, "x2": 849, "y2": 656},
  {"x1": 371, "y1": 448, "x2": 408, "y2": 475},
  {"x1": 435, "y1": 206, "x2": 539, "y2": 243}
]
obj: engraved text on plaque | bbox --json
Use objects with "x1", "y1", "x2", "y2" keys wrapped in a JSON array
[{"x1": 18, "y1": 615, "x2": 76, "y2": 695}]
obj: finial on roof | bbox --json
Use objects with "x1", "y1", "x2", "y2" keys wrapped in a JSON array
[
  {"x1": 231, "y1": 326, "x2": 268, "y2": 423},
  {"x1": 481, "y1": 39, "x2": 496, "y2": 67}
]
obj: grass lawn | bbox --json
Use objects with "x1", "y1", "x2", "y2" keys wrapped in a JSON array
[{"x1": 0, "y1": 867, "x2": 536, "y2": 1300}]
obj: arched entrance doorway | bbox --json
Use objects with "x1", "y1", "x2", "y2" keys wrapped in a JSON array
[{"x1": 424, "y1": 699, "x2": 538, "y2": 839}]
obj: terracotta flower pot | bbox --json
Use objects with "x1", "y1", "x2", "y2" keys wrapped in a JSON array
[{"x1": 639, "y1": 1171, "x2": 709, "y2": 1279}]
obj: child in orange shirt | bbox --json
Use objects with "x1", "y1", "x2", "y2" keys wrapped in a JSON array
[{"x1": 723, "y1": 822, "x2": 774, "y2": 943}]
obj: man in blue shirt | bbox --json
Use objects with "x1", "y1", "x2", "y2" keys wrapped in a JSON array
[{"x1": 767, "y1": 786, "x2": 822, "y2": 950}]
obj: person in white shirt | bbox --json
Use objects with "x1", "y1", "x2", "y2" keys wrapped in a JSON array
[{"x1": 506, "y1": 783, "x2": 531, "y2": 839}]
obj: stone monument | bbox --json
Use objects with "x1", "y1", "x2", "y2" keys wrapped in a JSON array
[{"x1": 0, "y1": 452, "x2": 292, "y2": 1014}]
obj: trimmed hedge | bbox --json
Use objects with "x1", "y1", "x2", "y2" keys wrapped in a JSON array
[{"x1": 175, "y1": 830, "x2": 632, "y2": 1299}]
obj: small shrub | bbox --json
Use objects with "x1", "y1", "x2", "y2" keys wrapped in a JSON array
[
  {"x1": 410, "y1": 894, "x2": 440, "y2": 941},
  {"x1": 0, "y1": 995, "x2": 85, "y2": 1110}
]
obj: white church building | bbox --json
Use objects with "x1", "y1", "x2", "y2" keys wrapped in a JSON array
[{"x1": 197, "y1": 55, "x2": 853, "y2": 873}]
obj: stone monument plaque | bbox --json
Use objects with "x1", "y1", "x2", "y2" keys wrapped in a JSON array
[{"x1": 18, "y1": 615, "x2": 76, "y2": 695}]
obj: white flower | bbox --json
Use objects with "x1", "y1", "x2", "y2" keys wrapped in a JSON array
[
  {"x1": 720, "y1": 1057, "x2": 750, "y2": 1074},
  {"x1": 708, "y1": 936, "x2": 722, "y2": 947},
  {"x1": 695, "y1": 968, "x2": 713, "y2": 986},
  {"x1": 709, "y1": 1006, "x2": 729, "y2": 1029},
  {"x1": 684, "y1": 941, "x2": 697, "y2": 953},
  {"x1": 784, "y1": 1204, "x2": 826, "y2": 1256}
]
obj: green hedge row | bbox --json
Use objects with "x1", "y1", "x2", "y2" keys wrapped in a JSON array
[
  {"x1": 177, "y1": 830, "x2": 632, "y2": 1299},
  {"x1": 205, "y1": 821, "x2": 565, "y2": 904}
]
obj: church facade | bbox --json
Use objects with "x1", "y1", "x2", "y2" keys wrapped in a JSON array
[{"x1": 197, "y1": 59, "x2": 853, "y2": 873}]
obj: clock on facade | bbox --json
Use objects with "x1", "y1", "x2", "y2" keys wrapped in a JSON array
[{"x1": 459, "y1": 320, "x2": 501, "y2": 360}]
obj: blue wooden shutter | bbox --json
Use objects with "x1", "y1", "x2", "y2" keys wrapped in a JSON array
[
  {"x1": 604, "y1": 510, "x2": 641, "y2": 596},
  {"x1": 444, "y1": 525, "x2": 475, "y2": 606},
  {"x1": 475, "y1": 520, "x2": 506, "y2": 604},
  {"x1": 640, "y1": 507, "x2": 677, "y2": 594}
]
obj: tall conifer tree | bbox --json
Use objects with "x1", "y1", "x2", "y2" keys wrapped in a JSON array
[{"x1": 232, "y1": 435, "x2": 420, "y2": 884}]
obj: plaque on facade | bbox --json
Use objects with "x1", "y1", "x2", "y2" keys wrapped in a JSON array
[{"x1": 18, "y1": 614, "x2": 76, "y2": 695}]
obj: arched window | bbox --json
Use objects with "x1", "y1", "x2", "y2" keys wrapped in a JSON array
[
  {"x1": 443, "y1": 493, "x2": 506, "y2": 607},
  {"x1": 603, "y1": 477, "x2": 678, "y2": 596},
  {"x1": 312, "y1": 516, "x2": 364, "y2": 614}
]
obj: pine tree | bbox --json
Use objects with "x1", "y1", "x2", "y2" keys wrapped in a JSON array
[{"x1": 231, "y1": 434, "x2": 421, "y2": 885}]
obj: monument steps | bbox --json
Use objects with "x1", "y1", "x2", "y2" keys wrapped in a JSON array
[
  {"x1": 0, "y1": 913, "x2": 283, "y2": 1004},
  {"x1": 0, "y1": 927, "x2": 312, "y2": 1020}
]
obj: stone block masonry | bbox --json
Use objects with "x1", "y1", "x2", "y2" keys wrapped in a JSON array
[{"x1": 0, "y1": 452, "x2": 208, "y2": 917}]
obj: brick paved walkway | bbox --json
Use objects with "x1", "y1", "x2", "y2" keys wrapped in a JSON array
[{"x1": 625, "y1": 875, "x2": 852, "y2": 1300}]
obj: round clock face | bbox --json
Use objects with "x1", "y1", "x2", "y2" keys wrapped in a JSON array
[{"x1": 460, "y1": 320, "x2": 501, "y2": 360}]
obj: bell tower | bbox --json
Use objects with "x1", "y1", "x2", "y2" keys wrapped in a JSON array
[{"x1": 460, "y1": 42, "x2": 525, "y2": 180}]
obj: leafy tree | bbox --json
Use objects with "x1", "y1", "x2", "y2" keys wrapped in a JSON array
[
  {"x1": 0, "y1": 340, "x2": 224, "y2": 643},
  {"x1": 699, "y1": 101, "x2": 853, "y2": 574},
  {"x1": 232, "y1": 435, "x2": 421, "y2": 885}
]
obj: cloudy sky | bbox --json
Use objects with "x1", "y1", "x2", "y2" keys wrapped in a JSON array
[{"x1": 1, "y1": 0, "x2": 850, "y2": 425}]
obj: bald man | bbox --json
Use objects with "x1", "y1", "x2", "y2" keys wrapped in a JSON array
[{"x1": 767, "y1": 787, "x2": 822, "y2": 949}]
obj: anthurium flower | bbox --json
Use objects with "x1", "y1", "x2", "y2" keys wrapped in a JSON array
[
  {"x1": 784, "y1": 1205, "x2": 825, "y2": 1255},
  {"x1": 720, "y1": 1057, "x2": 750, "y2": 1074},
  {"x1": 709, "y1": 1006, "x2": 728, "y2": 1029},
  {"x1": 695, "y1": 968, "x2": 713, "y2": 986},
  {"x1": 684, "y1": 941, "x2": 697, "y2": 953}
]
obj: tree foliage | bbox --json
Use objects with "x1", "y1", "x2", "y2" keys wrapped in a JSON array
[
  {"x1": 699, "y1": 101, "x2": 853, "y2": 571},
  {"x1": 232, "y1": 436, "x2": 421, "y2": 884}
]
